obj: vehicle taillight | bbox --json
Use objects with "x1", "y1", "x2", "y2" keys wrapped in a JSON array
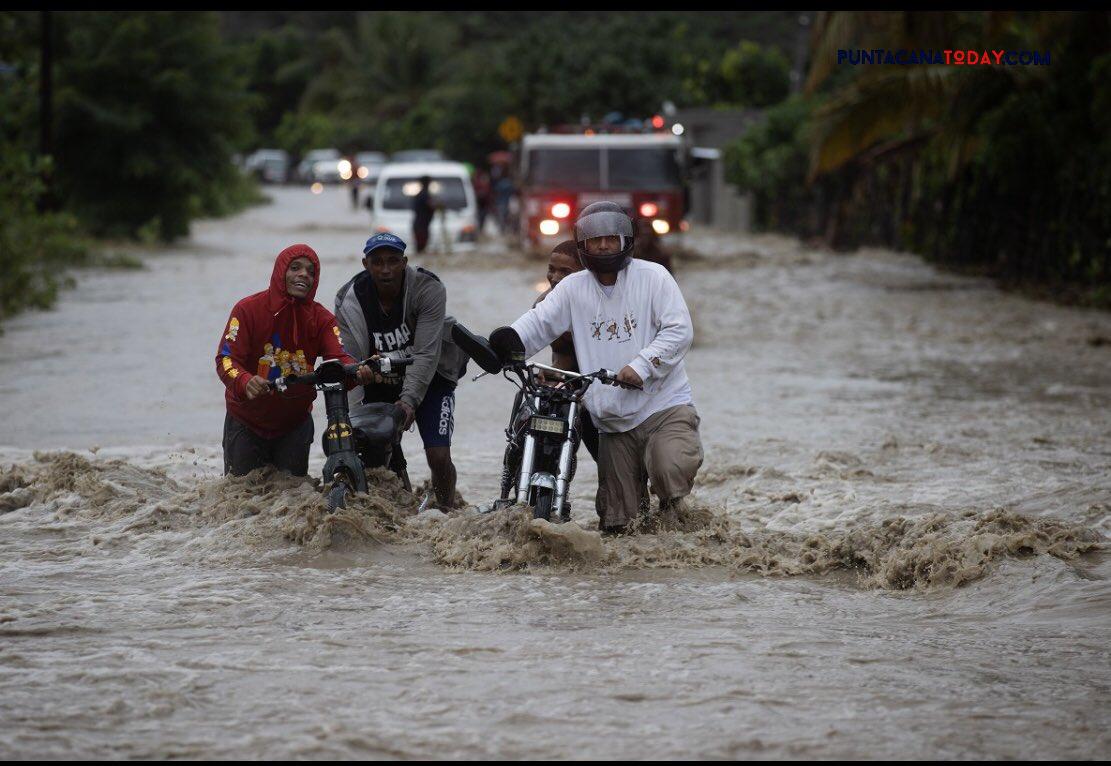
[
  {"x1": 551, "y1": 202, "x2": 571, "y2": 219},
  {"x1": 639, "y1": 202, "x2": 659, "y2": 218}
]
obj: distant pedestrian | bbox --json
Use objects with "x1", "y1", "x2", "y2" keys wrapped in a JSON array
[
  {"x1": 349, "y1": 177, "x2": 360, "y2": 210},
  {"x1": 492, "y1": 167, "x2": 514, "y2": 235},
  {"x1": 473, "y1": 168, "x2": 493, "y2": 236},
  {"x1": 412, "y1": 175, "x2": 435, "y2": 253}
]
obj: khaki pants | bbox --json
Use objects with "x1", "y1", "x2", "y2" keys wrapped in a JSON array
[{"x1": 596, "y1": 404, "x2": 703, "y2": 528}]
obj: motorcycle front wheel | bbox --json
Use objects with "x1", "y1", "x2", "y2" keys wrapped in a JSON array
[
  {"x1": 530, "y1": 487, "x2": 554, "y2": 521},
  {"x1": 326, "y1": 478, "x2": 351, "y2": 512}
]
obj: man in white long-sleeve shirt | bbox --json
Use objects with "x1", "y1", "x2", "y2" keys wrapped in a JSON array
[{"x1": 493, "y1": 202, "x2": 703, "y2": 534}]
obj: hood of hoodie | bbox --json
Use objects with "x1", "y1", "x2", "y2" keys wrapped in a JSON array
[
  {"x1": 266, "y1": 243, "x2": 321, "y2": 348},
  {"x1": 268, "y1": 244, "x2": 320, "y2": 308}
]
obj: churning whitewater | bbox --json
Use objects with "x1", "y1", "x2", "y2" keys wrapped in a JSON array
[{"x1": 1, "y1": 187, "x2": 1108, "y2": 759}]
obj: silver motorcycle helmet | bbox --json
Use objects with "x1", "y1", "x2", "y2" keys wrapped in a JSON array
[{"x1": 573, "y1": 201, "x2": 635, "y2": 274}]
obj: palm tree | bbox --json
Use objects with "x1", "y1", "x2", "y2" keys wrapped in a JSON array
[{"x1": 803, "y1": 11, "x2": 1057, "y2": 181}]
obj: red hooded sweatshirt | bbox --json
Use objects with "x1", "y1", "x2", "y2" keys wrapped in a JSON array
[{"x1": 216, "y1": 244, "x2": 355, "y2": 438}]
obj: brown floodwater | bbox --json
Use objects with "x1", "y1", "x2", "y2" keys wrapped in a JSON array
[{"x1": 1, "y1": 187, "x2": 1108, "y2": 759}]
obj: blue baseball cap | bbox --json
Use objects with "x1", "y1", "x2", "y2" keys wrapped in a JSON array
[{"x1": 363, "y1": 231, "x2": 407, "y2": 256}]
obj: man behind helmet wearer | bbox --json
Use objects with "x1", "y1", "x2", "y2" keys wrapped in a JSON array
[
  {"x1": 533, "y1": 239, "x2": 599, "y2": 463},
  {"x1": 632, "y1": 217, "x2": 673, "y2": 274},
  {"x1": 489, "y1": 202, "x2": 703, "y2": 534}
]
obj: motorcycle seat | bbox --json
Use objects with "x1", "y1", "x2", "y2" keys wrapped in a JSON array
[{"x1": 351, "y1": 403, "x2": 405, "y2": 446}]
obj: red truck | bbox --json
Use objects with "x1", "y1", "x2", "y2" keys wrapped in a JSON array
[{"x1": 518, "y1": 130, "x2": 687, "y2": 250}]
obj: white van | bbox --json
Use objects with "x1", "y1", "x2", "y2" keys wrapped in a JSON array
[{"x1": 370, "y1": 161, "x2": 479, "y2": 253}]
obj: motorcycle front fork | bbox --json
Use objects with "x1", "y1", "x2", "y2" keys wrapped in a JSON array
[
  {"x1": 514, "y1": 399, "x2": 577, "y2": 518},
  {"x1": 321, "y1": 384, "x2": 368, "y2": 494}
]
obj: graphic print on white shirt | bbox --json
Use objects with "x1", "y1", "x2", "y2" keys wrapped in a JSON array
[
  {"x1": 590, "y1": 311, "x2": 639, "y2": 343},
  {"x1": 511, "y1": 259, "x2": 694, "y2": 432}
]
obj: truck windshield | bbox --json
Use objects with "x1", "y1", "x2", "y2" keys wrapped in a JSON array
[
  {"x1": 527, "y1": 147, "x2": 680, "y2": 189},
  {"x1": 607, "y1": 148, "x2": 680, "y2": 189},
  {"x1": 527, "y1": 149, "x2": 601, "y2": 188},
  {"x1": 381, "y1": 177, "x2": 469, "y2": 210}
]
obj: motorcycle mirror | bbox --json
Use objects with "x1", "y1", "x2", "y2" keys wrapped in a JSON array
[
  {"x1": 451, "y1": 322, "x2": 502, "y2": 375},
  {"x1": 314, "y1": 360, "x2": 347, "y2": 384}
]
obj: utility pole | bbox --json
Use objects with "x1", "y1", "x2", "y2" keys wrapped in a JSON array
[
  {"x1": 38, "y1": 10, "x2": 56, "y2": 212},
  {"x1": 40, "y1": 10, "x2": 53, "y2": 159},
  {"x1": 791, "y1": 13, "x2": 811, "y2": 94}
]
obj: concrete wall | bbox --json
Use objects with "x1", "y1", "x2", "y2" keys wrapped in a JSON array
[{"x1": 677, "y1": 107, "x2": 762, "y2": 232}]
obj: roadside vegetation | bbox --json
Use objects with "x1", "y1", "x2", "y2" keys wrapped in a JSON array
[
  {"x1": 0, "y1": 10, "x2": 793, "y2": 324},
  {"x1": 726, "y1": 12, "x2": 1111, "y2": 307},
  {"x1": 0, "y1": 12, "x2": 264, "y2": 323},
  {"x1": 1, "y1": 11, "x2": 1105, "y2": 324},
  {"x1": 230, "y1": 11, "x2": 796, "y2": 161}
]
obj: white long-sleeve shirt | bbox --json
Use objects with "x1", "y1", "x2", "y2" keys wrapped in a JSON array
[{"x1": 511, "y1": 259, "x2": 694, "y2": 433}]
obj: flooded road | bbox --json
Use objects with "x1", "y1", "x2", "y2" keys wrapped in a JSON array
[{"x1": 1, "y1": 187, "x2": 1109, "y2": 758}]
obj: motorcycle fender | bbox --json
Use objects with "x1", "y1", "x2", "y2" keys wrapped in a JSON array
[{"x1": 528, "y1": 472, "x2": 557, "y2": 491}]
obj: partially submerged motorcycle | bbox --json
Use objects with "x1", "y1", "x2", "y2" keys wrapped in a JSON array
[
  {"x1": 451, "y1": 324, "x2": 637, "y2": 522},
  {"x1": 270, "y1": 353, "x2": 413, "y2": 510}
]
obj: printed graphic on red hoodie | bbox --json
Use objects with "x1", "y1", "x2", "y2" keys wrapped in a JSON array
[{"x1": 215, "y1": 244, "x2": 355, "y2": 439}]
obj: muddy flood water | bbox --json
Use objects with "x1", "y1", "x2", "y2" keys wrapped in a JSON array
[{"x1": 1, "y1": 186, "x2": 1109, "y2": 759}]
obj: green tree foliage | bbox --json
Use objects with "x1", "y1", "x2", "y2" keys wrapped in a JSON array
[
  {"x1": 725, "y1": 97, "x2": 816, "y2": 230},
  {"x1": 728, "y1": 11, "x2": 1111, "y2": 301},
  {"x1": 720, "y1": 42, "x2": 791, "y2": 107},
  {"x1": 0, "y1": 14, "x2": 88, "y2": 325},
  {"x1": 54, "y1": 11, "x2": 254, "y2": 240},
  {"x1": 274, "y1": 112, "x2": 337, "y2": 158},
  {"x1": 0, "y1": 13, "x2": 39, "y2": 150},
  {"x1": 497, "y1": 14, "x2": 692, "y2": 126},
  {"x1": 0, "y1": 149, "x2": 90, "y2": 322},
  {"x1": 688, "y1": 41, "x2": 791, "y2": 107},
  {"x1": 243, "y1": 25, "x2": 316, "y2": 142},
  {"x1": 234, "y1": 12, "x2": 800, "y2": 164}
]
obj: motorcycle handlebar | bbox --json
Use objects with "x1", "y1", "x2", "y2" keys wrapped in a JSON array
[
  {"x1": 340, "y1": 356, "x2": 414, "y2": 377},
  {"x1": 271, "y1": 355, "x2": 415, "y2": 391},
  {"x1": 517, "y1": 362, "x2": 641, "y2": 391},
  {"x1": 590, "y1": 368, "x2": 642, "y2": 390}
]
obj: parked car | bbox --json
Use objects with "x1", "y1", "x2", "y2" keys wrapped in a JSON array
[
  {"x1": 354, "y1": 151, "x2": 388, "y2": 185},
  {"x1": 297, "y1": 148, "x2": 343, "y2": 184},
  {"x1": 370, "y1": 161, "x2": 478, "y2": 253},
  {"x1": 245, "y1": 148, "x2": 289, "y2": 184}
]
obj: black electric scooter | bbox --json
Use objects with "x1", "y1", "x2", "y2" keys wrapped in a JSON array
[{"x1": 271, "y1": 353, "x2": 413, "y2": 510}]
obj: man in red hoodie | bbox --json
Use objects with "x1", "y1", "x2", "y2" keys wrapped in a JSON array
[{"x1": 216, "y1": 244, "x2": 356, "y2": 476}]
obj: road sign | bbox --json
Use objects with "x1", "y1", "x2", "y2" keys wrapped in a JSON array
[{"x1": 498, "y1": 116, "x2": 523, "y2": 144}]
